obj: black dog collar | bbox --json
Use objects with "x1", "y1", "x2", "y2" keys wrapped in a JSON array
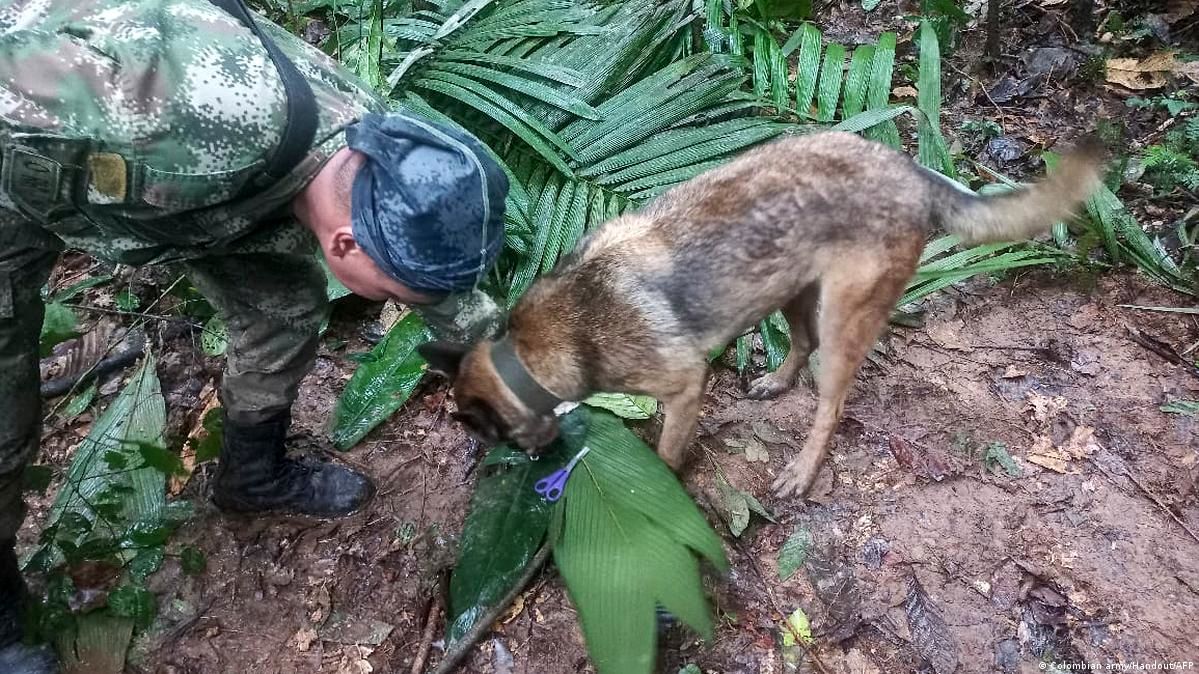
[{"x1": 490, "y1": 336, "x2": 563, "y2": 414}]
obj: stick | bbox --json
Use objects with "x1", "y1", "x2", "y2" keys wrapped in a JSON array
[
  {"x1": 1124, "y1": 324, "x2": 1199, "y2": 381},
  {"x1": 411, "y1": 594, "x2": 443, "y2": 674},
  {"x1": 1090, "y1": 458, "x2": 1199, "y2": 546},
  {"x1": 430, "y1": 542, "x2": 552, "y2": 674}
]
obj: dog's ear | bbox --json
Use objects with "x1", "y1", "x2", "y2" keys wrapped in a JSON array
[{"x1": 417, "y1": 341, "x2": 470, "y2": 379}]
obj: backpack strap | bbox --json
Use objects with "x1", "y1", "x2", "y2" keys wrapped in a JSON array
[{"x1": 207, "y1": 0, "x2": 318, "y2": 191}]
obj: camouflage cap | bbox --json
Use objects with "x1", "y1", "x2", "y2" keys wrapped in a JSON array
[{"x1": 345, "y1": 112, "x2": 508, "y2": 294}]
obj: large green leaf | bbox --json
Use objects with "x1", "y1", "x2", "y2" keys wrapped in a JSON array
[
  {"x1": 40, "y1": 302, "x2": 79, "y2": 357},
  {"x1": 915, "y1": 20, "x2": 954, "y2": 177},
  {"x1": 553, "y1": 408, "x2": 727, "y2": 674},
  {"x1": 447, "y1": 442, "x2": 568, "y2": 646},
  {"x1": 328, "y1": 313, "x2": 431, "y2": 449},
  {"x1": 37, "y1": 354, "x2": 166, "y2": 567}
]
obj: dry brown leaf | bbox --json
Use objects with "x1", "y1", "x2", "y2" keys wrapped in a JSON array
[
  {"x1": 1002, "y1": 365, "x2": 1029, "y2": 379},
  {"x1": 1106, "y1": 52, "x2": 1187, "y2": 90},
  {"x1": 1026, "y1": 392, "x2": 1068, "y2": 424},
  {"x1": 293, "y1": 627, "x2": 318, "y2": 652},
  {"x1": 892, "y1": 85, "x2": 918, "y2": 99},
  {"x1": 1178, "y1": 61, "x2": 1199, "y2": 86},
  {"x1": 501, "y1": 593, "x2": 526, "y2": 624},
  {"x1": 1027, "y1": 453, "x2": 1068, "y2": 473},
  {"x1": 171, "y1": 383, "x2": 219, "y2": 496},
  {"x1": 1061, "y1": 425, "x2": 1100, "y2": 459}
]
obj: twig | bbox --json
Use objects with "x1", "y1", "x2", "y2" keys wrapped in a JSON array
[
  {"x1": 411, "y1": 592, "x2": 443, "y2": 674},
  {"x1": 1124, "y1": 323, "x2": 1199, "y2": 381},
  {"x1": 1090, "y1": 458, "x2": 1199, "y2": 546},
  {"x1": 62, "y1": 302, "x2": 196, "y2": 325},
  {"x1": 430, "y1": 542, "x2": 552, "y2": 674}
]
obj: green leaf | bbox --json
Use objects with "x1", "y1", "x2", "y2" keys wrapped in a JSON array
[
  {"x1": 426, "y1": 61, "x2": 601, "y2": 119},
  {"x1": 115, "y1": 290, "x2": 140, "y2": 312},
  {"x1": 40, "y1": 302, "x2": 79, "y2": 357},
  {"x1": 862, "y1": 0, "x2": 883, "y2": 9},
  {"x1": 415, "y1": 73, "x2": 577, "y2": 173},
  {"x1": 180, "y1": 546, "x2": 207, "y2": 576},
  {"x1": 716, "y1": 476, "x2": 775, "y2": 537},
  {"x1": 793, "y1": 23, "x2": 822, "y2": 116},
  {"x1": 53, "y1": 274, "x2": 114, "y2": 303},
  {"x1": 22, "y1": 465, "x2": 53, "y2": 495},
  {"x1": 777, "y1": 528, "x2": 811, "y2": 580},
  {"x1": 36, "y1": 354, "x2": 166, "y2": 570},
  {"x1": 735, "y1": 334, "x2": 750, "y2": 373},
  {"x1": 916, "y1": 20, "x2": 954, "y2": 177},
  {"x1": 190, "y1": 407, "x2": 224, "y2": 464},
  {"x1": 983, "y1": 442, "x2": 1021, "y2": 477},
  {"x1": 200, "y1": 315, "x2": 228, "y2": 357},
  {"x1": 759, "y1": 313, "x2": 790, "y2": 372},
  {"x1": 133, "y1": 443, "x2": 188, "y2": 477},
  {"x1": 127, "y1": 547, "x2": 165, "y2": 582},
  {"x1": 583, "y1": 393, "x2": 658, "y2": 419},
  {"x1": 329, "y1": 313, "x2": 431, "y2": 450},
  {"x1": 447, "y1": 443, "x2": 567, "y2": 645},
  {"x1": 782, "y1": 607, "x2": 813, "y2": 646},
  {"x1": 841, "y1": 44, "x2": 875, "y2": 118},
  {"x1": 816, "y1": 43, "x2": 846, "y2": 122},
  {"x1": 62, "y1": 382, "x2": 98, "y2": 419},
  {"x1": 864, "y1": 32, "x2": 899, "y2": 147},
  {"x1": 107, "y1": 584, "x2": 157, "y2": 631},
  {"x1": 1161, "y1": 400, "x2": 1199, "y2": 416}
]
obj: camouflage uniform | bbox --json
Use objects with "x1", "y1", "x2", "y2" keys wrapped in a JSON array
[{"x1": 0, "y1": 0, "x2": 491, "y2": 541}]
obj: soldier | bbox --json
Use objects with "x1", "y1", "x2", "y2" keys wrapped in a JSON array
[{"x1": 0, "y1": 1, "x2": 508, "y2": 671}]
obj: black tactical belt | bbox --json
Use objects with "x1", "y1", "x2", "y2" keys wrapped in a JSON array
[{"x1": 208, "y1": 0, "x2": 318, "y2": 192}]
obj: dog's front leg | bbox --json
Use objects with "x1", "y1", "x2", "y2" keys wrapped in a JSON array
[{"x1": 655, "y1": 368, "x2": 709, "y2": 470}]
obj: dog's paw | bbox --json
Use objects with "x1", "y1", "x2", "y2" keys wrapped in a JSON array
[
  {"x1": 772, "y1": 457, "x2": 819, "y2": 498},
  {"x1": 747, "y1": 372, "x2": 793, "y2": 400}
]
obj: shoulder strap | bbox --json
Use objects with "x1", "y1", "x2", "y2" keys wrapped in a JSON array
[{"x1": 207, "y1": 0, "x2": 318, "y2": 187}]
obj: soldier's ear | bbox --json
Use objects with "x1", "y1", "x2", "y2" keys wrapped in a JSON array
[{"x1": 418, "y1": 341, "x2": 470, "y2": 379}]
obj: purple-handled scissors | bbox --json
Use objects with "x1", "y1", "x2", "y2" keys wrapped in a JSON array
[{"x1": 534, "y1": 446, "x2": 591, "y2": 502}]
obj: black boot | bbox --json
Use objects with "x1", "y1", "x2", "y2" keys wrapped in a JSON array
[
  {"x1": 0, "y1": 542, "x2": 57, "y2": 674},
  {"x1": 211, "y1": 410, "x2": 375, "y2": 518}
]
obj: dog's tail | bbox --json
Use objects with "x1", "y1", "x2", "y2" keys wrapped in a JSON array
[{"x1": 926, "y1": 142, "x2": 1105, "y2": 245}]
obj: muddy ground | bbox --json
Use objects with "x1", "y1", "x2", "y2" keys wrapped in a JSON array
[{"x1": 17, "y1": 2, "x2": 1199, "y2": 673}]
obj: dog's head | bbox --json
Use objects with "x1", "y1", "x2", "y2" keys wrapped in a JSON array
[{"x1": 418, "y1": 340, "x2": 561, "y2": 452}]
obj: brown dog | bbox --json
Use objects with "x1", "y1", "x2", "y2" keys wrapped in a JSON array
[{"x1": 419, "y1": 131, "x2": 1103, "y2": 498}]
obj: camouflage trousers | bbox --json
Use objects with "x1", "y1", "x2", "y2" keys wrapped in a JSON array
[{"x1": 0, "y1": 211, "x2": 329, "y2": 541}]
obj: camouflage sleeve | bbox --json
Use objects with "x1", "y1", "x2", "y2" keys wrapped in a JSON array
[{"x1": 411, "y1": 288, "x2": 504, "y2": 346}]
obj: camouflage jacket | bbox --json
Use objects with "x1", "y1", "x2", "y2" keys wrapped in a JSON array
[{"x1": 0, "y1": 0, "x2": 385, "y2": 265}]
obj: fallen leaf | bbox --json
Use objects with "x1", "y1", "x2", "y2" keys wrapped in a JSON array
[
  {"x1": 293, "y1": 627, "x2": 317, "y2": 652},
  {"x1": 1177, "y1": 61, "x2": 1199, "y2": 85},
  {"x1": 752, "y1": 421, "x2": 790, "y2": 445},
  {"x1": 501, "y1": 594, "x2": 526, "y2": 624},
  {"x1": 1026, "y1": 453, "x2": 1068, "y2": 473},
  {"x1": 172, "y1": 385, "x2": 219, "y2": 496},
  {"x1": 1060, "y1": 425, "x2": 1099, "y2": 459},
  {"x1": 778, "y1": 528, "x2": 811, "y2": 581},
  {"x1": 905, "y1": 575, "x2": 960, "y2": 674},
  {"x1": 1002, "y1": 365, "x2": 1029, "y2": 379},
  {"x1": 744, "y1": 436, "x2": 770, "y2": 463},
  {"x1": 1025, "y1": 392, "x2": 1068, "y2": 424},
  {"x1": 892, "y1": 85, "x2": 918, "y2": 99},
  {"x1": 781, "y1": 608, "x2": 813, "y2": 646},
  {"x1": 717, "y1": 477, "x2": 776, "y2": 537},
  {"x1": 1106, "y1": 52, "x2": 1179, "y2": 90}
]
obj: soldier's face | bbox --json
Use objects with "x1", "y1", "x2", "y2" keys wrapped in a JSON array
[{"x1": 323, "y1": 240, "x2": 437, "y2": 305}]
